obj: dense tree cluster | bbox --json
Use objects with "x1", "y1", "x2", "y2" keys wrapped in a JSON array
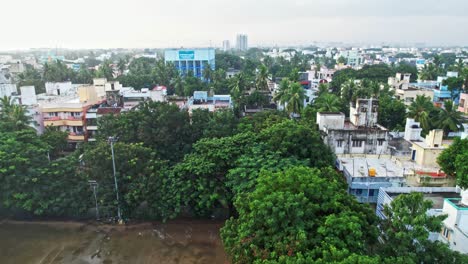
[{"x1": 3, "y1": 48, "x2": 468, "y2": 262}]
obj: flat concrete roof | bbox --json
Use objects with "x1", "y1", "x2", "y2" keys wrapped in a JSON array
[
  {"x1": 340, "y1": 157, "x2": 404, "y2": 178},
  {"x1": 389, "y1": 192, "x2": 460, "y2": 209}
]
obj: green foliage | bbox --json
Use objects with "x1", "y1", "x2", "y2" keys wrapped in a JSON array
[
  {"x1": 98, "y1": 101, "x2": 192, "y2": 162},
  {"x1": 438, "y1": 138, "x2": 468, "y2": 183},
  {"x1": 43, "y1": 61, "x2": 75, "y2": 82},
  {"x1": 378, "y1": 95, "x2": 406, "y2": 130},
  {"x1": 407, "y1": 95, "x2": 435, "y2": 133},
  {"x1": 393, "y1": 63, "x2": 418, "y2": 82},
  {"x1": 80, "y1": 141, "x2": 177, "y2": 220},
  {"x1": 259, "y1": 120, "x2": 334, "y2": 168},
  {"x1": 378, "y1": 192, "x2": 467, "y2": 263},
  {"x1": 17, "y1": 65, "x2": 45, "y2": 93},
  {"x1": 40, "y1": 126, "x2": 69, "y2": 159},
  {"x1": 221, "y1": 166, "x2": 378, "y2": 263}
]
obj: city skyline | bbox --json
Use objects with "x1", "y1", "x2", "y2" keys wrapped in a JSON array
[{"x1": 1, "y1": 0, "x2": 468, "y2": 51}]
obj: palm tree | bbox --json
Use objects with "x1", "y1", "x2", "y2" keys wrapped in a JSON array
[
  {"x1": 9, "y1": 104, "x2": 33, "y2": 130},
  {"x1": 436, "y1": 100, "x2": 463, "y2": 136},
  {"x1": 117, "y1": 58, "x2": 127, "y2": 75},
  {"x1": 273, "y1": 78, "x2": 290, "y2": 104},
  {"x1": 284, "y1": 83, "x2": 306, "y2": 117},
  {"x1": 455, "y1": 58, "x2": 464, "y2": 74},
  {"x1": 0, "y1": 96, "x2": 32, "y2": 130},
  {"x1": 408, "y1": 95, "x2": 434, "y2": 132},
  {"x1": 340, "y1": 79, "x2": 358, "y2": 103},
  {"x1": 255, "y1": 64, "x2": 269, "y2": 91},
  {"x1": 0, "y1": 95, "x2": 14, "y2": 118},
  {"x1": 419, "y1": 63, "x2": 438, "y2": 81},
  {"x1": 314, "y1": 93, "x2": 342, "y2": 112},
  {"x1": 229, "y1": 73, "x2": 246, "y2": 112}
]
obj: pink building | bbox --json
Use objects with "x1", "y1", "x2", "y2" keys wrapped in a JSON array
[{"x1": 459, "y1": 93, "x2": 468, "y2": 114}]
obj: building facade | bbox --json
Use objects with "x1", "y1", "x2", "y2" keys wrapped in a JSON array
[
  {"x1": 222, "y1": 40, "x2": 230, "y2": 52},
  {"x1": 317, "y1": 99, "x2": 389, "y2": 155},
  {"x1": 457, "y1": 93, "x2": 468, "y2": 114},
  {"x1": 337, "y1": 157, "x2": 406, "y2": 203},
  {"x1": 164, "y1": 49, "x2": 215, "y2": 78},
  {"x1": 236, "y1": 34, "x2": 248, "y2": 51}
]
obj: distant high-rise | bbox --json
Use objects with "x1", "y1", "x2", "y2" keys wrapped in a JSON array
[
  {"x1": 236, "y1": 34, "x2": 248, "y2": 51},
  {"x1": 222, "y1": 40, "x2": 230, "y2": 52}
]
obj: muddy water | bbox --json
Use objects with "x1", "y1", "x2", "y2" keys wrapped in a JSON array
[{"x1": 0, "y1": 220, "x2": 229, "y2": 264}]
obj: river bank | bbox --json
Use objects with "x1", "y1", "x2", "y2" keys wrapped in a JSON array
[{"x1": 0, "y1": 219, "x2": 229, "y2": 264}]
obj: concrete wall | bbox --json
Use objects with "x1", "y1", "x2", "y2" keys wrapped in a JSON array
[
  {"x1": 317, "y1": 112, "x2": 345, "y2": 131},
  {"x1": 326, "y1": 129, "x2": 388, "y2": 155},
  {"x1": 45, "y1": 82, "x2": 72, "y2": 96},
  {"x1": 412, "y1": 143, "x2": 444, "y2": 167},
  {"x1": 20, "y1": 86, "x2": 37, "y2": 105},
  {"x1": 442, "y1": 199, "x2": 468, "y2": 254},
  {"x1": 0, "y1": 83, "x2": 17, "y2": 97}
]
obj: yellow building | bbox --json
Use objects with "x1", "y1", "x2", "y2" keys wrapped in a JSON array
[
  {"x1": 40, "y1": 83, "x2": 105, "y2": 143},
  {"x1": 411, "y1": 130, "x2": 445, "y2": 167}
]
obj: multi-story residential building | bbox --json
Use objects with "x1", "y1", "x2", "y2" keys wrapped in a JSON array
[
  {"x1": 399, "y1": 118, "x2": 454, "y2": 187},
  {"x1": 458, "y1": 93, "x2": 468, "y2": 114},
  {"x1": 433, "y1": 72, "x2": 461, "y2": 105},
  {"x1": 164, "y1": 48, "x2": 215, "y2": 78},
  {"x1": 336, "y1": 157, "x2": 406, "y2": 203},
  {"x1": 40, "y1": 84, "x2": 105, "y2": 145},
  {"x1": 441, "y1": 196, "x2": 468, "y2": 254},
  {"x1": 85, "y1": 105, "x2": 122, "y2": 142},
  {"x1": 388, "y1": 73, "x2": 434, "y2": 105},
  {"x1": 338, "y1": 50, "x2": 363, "y2": 67},
  {"x1": 222, "y1": 40, "x2": 230, "y2": 52},
  {"x1": 187, "y1": 91, "x2": 232, "y2": 113},
  {"x1": 317, "y1": 98, "x2": 389, "y2": 155},
  {"x1": 388, "y1": 72, "x2": 411, "y2": 90},
  {"x1": 122, "y1": 86, "x2": 167, "y2": 110},
  {"x1": 236, "y1": 34, "x2": 248, "y2": 51}
]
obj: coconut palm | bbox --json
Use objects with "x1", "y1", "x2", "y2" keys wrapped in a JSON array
[
  {"x1": 315, "y1": 93, "x2": 342, "y2": 112},
  {"x1": 284, "y1": 82, "x2": 306, "y2": 117},
  {"x1": 436, "y1": 100, "x2": 463, "y2": 136},
  {"x1": 0, "y1": 95, "x2": 14, "y2": 118},
  {"x1": 419, "y1": 63, "x2": 438, "y2": 81},
  {"x1": 408, "y1": 95, "x2": 434, "y2": 132},
  {"x1": 0, "y1": 96, "x2": 32, "y2": 130},
  {"x1": 273, "y1": 78, "x2": 290, "y2": 104},
  {"x1": 255, "y1": 64, "x2": 269, "y2": 91},
  {"x1": 340, "y1": 79, "x2": 358, "y2": 103}
]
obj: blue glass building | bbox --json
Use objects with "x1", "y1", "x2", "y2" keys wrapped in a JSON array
[{"x1": 164, "y1": 48, "x2": 215, "y2": 78}]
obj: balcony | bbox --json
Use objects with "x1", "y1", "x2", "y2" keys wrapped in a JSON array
[
  {"x1": 43, "y1": 116, "x2": 83, "y2": 126},
  {"x1": 68, "y1": 132, "x2": 85, "y2": 141}
]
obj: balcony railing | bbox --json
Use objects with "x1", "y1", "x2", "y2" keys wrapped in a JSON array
[{"x1": 43, "y1": 116, "x2": 61, "y2": 121}]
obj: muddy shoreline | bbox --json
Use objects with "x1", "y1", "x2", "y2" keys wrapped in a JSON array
[{"x1": 0, "y1": 219, "x2": 229, "y2": 264}]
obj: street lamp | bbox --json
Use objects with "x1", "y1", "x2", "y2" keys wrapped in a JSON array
[
  {"x1": 108, "y1": 136, "x2": 123, "y2": 224},
  {"x1": 88, "y1": 180, "x2": 100, "y2": 220}
]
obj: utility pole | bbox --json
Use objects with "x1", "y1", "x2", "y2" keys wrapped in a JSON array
[
  {"x1": 88, "y1": 180, "x2": 99, "y2": 220},
  {"x1": 109, "y1": 136, "x2": 123, "y2": 224}
]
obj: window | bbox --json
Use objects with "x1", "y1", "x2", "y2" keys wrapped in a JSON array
[
  {"x1": 378, "y1": 139, "x2": 385, "y2": 146},
  {"x1": 441, "y1": 227, "x2": 450, "y2": 240},
  {"x1": 352, "y1": 140, "x2": 363, "y2": 148},
  {"x1": 337, "y1": 140, "x2": 343, "y2": 148}
]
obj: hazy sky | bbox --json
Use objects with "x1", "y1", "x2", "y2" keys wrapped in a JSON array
[{"x1": 2, "y1": 0, "x2": 468, "y2": 50}]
